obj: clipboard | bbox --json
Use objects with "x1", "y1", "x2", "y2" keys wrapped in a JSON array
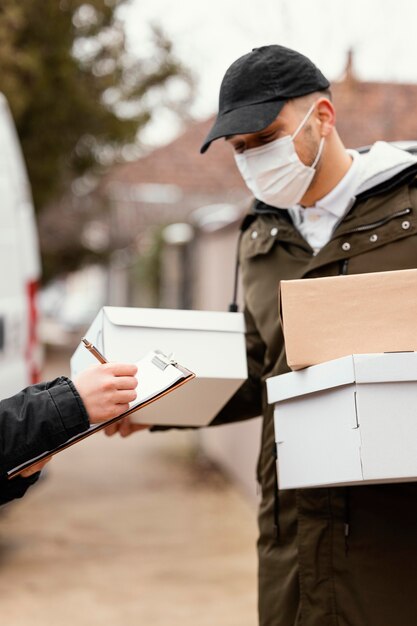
[{"x1": 7, "y1": 350, "x2": 195, "y2": 480}]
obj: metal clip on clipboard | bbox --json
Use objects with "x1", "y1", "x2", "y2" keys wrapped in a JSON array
[{"x1": 151, "y1": 350, "x2": 177, "y2": 371}]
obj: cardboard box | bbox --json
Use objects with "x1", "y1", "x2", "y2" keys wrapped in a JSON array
[
  {"x1": 267, "y1": 352, "x2": 417, "y2": 489},
  {"x1": 71, "y1": 307, "x2": 247, "y2": 426},
  {"x1": 280, "y1": 268, "x2": 417, "y2": 370}
]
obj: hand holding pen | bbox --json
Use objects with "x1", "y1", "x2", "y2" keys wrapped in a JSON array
[
  {"x1": 81, "y1": 338, "x2": 149, "y2": 437},
  {"x1": 71, "y1": 339, "x2": 138, "y2": 423}
]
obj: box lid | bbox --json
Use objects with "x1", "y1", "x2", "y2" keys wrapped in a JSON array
[
  {"x1": 267, "y1": 355, "x2": 356, "y2": 403},
  {"x1": 352, "y1": 352, "x2": 417, "y2": 382},
  {"x1": 103, "y1": 306, "x2": 245, "y2": 333},
  {"x1": 267, "y1": 352, "x2": 417, "y2": 403}
]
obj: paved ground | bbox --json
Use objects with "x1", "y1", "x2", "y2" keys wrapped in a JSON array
[{"x1": 0, "y1": 347, "x2": 258, "y2": 625}]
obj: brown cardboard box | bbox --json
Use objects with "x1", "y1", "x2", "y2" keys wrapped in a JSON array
[{"x1": 280, "y1": 268, "x2": 417, "y2": 370}]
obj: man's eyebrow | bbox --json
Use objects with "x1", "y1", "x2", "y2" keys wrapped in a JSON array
[{"x1": 224, "y1": 135, "x2": 235, "y2": 141}]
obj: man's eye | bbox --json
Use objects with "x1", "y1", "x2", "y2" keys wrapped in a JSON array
[
  {"x1": 233, "y1": 143, "x2": 245, "y2": 153},
  {"x1": 259, "y1": 133, "x2": 276, "y2": 143}
]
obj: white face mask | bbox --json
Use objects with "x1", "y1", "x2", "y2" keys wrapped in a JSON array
[{"x1": 234, "y1": 103, "x2": 325, "y2": 209}]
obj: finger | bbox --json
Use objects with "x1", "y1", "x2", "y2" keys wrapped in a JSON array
[
  {"x1": 104, "y1": 423, "x2": 119, "y2": 436},
  {"x1": 132, "y1": 423, "x2": 150, "y2": 431},
  {"x1": 20, "y1": 469, "x2": 35, "y2": 478},
  {"x1": 113, "y1": 376, "x2": 138, "y2": 390},
  {"x1": 106, "y1": 363, "x2": 138, "y2": 377},
  {"x1": 20, "y1": 457, "x2": 52, "y2": 477},
  {"x1": 114, "y1": 390, "x2": 137, "y2": 404},
  {"x1": 114, "y1": 403, "x2": 130, "y2": 416},
  {"x1": 126, "y1": 423, "x2": 150, "y2": 434},
  {"x1": 119, "y1": 417, "x2": 133, "y2": 437}
]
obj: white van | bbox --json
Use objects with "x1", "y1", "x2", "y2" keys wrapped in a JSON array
[{"x1": 0, "y1": 93, "x2": 42, "y2": 396}]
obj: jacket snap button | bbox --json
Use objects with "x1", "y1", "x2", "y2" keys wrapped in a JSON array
[
  {"x1": 342, "y1": 242, "x2": 351, "y2": 251},
  {"x1": 270, "y1": 227, "x2": 278, "y2": 236},
  {"x1": 402, "y1": 220, "x2": 411, "y2": 230},
  {"x1": 370, "y1": 234, "x2": 378, "y2": 242},
  {"x1": 251, "y1": 230, "x2": 258, "y2": 239}
]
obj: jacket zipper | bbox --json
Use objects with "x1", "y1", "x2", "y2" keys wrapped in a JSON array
[
  {"x1": 336, "y1": 208, "x2": 412, "y2": 276},
  {"x1": 343, "y1": 207, "x2": 411, "y2": 234},
  {"x1": 340, "y1": 259, "x2": 349, "y2": 275}
]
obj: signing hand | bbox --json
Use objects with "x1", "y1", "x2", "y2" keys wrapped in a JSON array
[{"x1": 73, "y1": 363, "x2": 138, "y2": 423}]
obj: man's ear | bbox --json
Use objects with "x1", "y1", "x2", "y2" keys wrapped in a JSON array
[{"x1": 315, "y1": 98, "x2": 335, "y2": 137}]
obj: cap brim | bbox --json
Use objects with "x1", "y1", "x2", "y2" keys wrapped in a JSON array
[{"x1": 200, "y1": 100, "x2": 286, "y2": 153}]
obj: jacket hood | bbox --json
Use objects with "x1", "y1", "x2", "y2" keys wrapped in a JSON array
[{"x1": 355, "y1": 141, "x2": 417, "y2": 195}]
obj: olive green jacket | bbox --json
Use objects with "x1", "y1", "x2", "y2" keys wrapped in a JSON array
[{"x1": 212, "y1": 153, "x2": 417, "y2": 626}]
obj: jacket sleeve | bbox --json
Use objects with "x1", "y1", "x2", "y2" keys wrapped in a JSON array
[
  {"x1": 0, "y1": 473, "x2": 41, "y2": 506},
  {"x1": 209, "y1": 304, "x2": 265, "y2": 426},
  {"x1": 0, "y1": 376, "x2": 90, "y2": 478}
]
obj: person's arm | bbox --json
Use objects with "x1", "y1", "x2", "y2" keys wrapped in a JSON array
[
  {"x1": 0, "y1": 363, "x2": 138, "y2": 503},
  {"x1": 0, "y1": 377, "x2": 90, "y2": 476},
  {"x1": 209, "y1": 304, "x2": 265, "y2": 426}
]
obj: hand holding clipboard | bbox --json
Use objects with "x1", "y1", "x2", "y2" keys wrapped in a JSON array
[{"x1": 8, "y1": 340, "x2": 195, "y2": 479}]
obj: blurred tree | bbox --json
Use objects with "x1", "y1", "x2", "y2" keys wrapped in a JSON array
[{"x1": 0, "y1": 0, "x2": 194, "y2": 211}]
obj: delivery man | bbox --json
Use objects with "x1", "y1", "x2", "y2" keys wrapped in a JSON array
[
  {"x1": 112, "y1": 45, "x2": 417, "y2": 625},
  {"x1": 198, "y1": 45, "x2": 417, "y2": 626},
  {"x1": 0, "y1": 362, "x2": 138, "y2": 505}
]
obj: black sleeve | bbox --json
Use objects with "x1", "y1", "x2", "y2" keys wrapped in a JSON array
[
  {"x1": 0, "y1": 473, "x2": 41, "y2": 506},
  {"x1": 0, "y1": 376, "x2": 90, "y2": 476},
  {"x1": 209, "y1": 304, "x2": 265, "y2": 426}
]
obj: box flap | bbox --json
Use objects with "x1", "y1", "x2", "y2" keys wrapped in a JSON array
[
  {"x1": 267, "y1": 355, "x2": 355, "y2": 403},
  {"x1": 267, "y1": 351, "x2": 417, "y2": 404},
  {"x1": 103, "y1": 306, "x2": 245, "y2": 333},
  {"x1": 353, "y1": 352, "x2": 417, "y2": 383}
]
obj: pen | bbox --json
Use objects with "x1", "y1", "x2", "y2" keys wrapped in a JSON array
[{"x1": 81, "y1": 338, "x2": 108, "y2": 364}]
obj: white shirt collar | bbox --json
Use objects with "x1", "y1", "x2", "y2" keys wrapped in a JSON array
[
  {"x1": 289, "y1": 150, "x2": 360, "y2": 221},
  {"x1": 287, "y1": 150, "x2": 361, "y2": 251},
  {"x1": 313, "y1": 149, "x2": 360, "y2": 218}
]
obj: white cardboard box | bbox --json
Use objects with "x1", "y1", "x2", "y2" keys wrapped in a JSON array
[
  {"x1": 71, "y1": 306, "x2": 247, "y2": 426},
  {"x1": 267, "y1": 352, "x2": 417, "y2": 489}
]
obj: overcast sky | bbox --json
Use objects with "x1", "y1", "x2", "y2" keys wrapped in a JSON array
[{"x1": 119, "y1": 0, "x2": 417, "y2": 145}]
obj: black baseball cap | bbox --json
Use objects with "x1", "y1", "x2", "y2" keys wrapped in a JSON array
[{"x1": 200, "y1": 45, "x2": 330, "y2": 153}]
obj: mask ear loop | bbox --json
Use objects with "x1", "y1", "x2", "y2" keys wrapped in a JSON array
[
  {"x1": 291, "y1": 102, "x2": 316, "y2": 140},
  {"x1": 291, "y1": 102, "x2": 325, "y2": 169}
]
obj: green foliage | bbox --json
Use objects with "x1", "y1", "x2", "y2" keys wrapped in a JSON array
[{"x1": 0, "y1": 0, "x2": 193, "y2": 210}]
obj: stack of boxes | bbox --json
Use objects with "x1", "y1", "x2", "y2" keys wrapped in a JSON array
[{"x1": 267, "y1": 268, "x2": 417, "y2": 489}]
